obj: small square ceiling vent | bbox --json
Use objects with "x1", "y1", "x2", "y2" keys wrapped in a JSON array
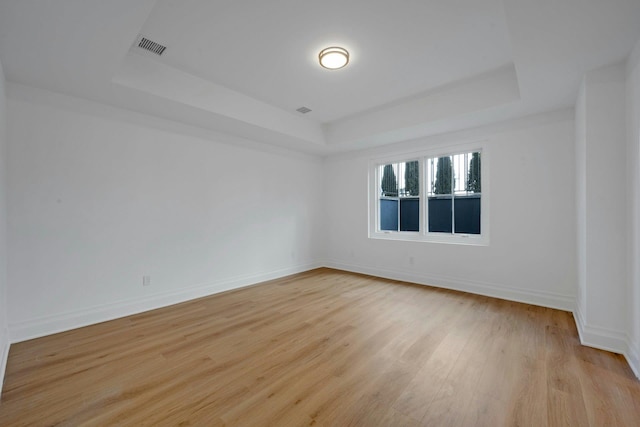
[
  {"x1": 296, "y1": 106, "x2": 312, "y2": 114},
  {"x1": 135, "y1": 35, "x2": 167, "y2": 56}
]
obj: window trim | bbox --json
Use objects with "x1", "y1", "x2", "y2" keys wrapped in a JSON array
[{"x1": 368, "y1": 142, "x2": 490, "y2": 246}]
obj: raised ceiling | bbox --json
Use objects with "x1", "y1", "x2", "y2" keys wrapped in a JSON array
[
  {"x1": 1, "y1": 0, "x2": 639, "y2": 154},
  {"x1": 140, "y1": 0, "x2": 513, "y2": 123}
]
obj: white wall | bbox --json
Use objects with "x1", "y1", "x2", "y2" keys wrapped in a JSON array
[
  {"x1": 6, "y1": 85, "x2": 325, "y2": 342},
  {"x1": 0, "y1": 58, "x2": 9, "y2": 395},
  {"x1": 325, "y1": 111, "x2": 577, "y2": 310},
  {"x1": 626, "y1": 39, "x2": 640, "y2": 377},
  {"x1": 575, "y1": 62, "x2": 630, "y2": 357}
]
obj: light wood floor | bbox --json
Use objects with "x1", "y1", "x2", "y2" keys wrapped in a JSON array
[{"x1": 1, "y1": 268, "x2": 638, "y2": 426}]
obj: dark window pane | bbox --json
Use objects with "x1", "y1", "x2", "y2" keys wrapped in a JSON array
[
  {"x1": 400, "y1": 198, "x2": 419, "y2": 231},
  {"x1": 428, "y1": 196, "x2": 452, "y2": 233},
  {"x1": 380, "y1": 199, "x2": 399, "y2": 231},
  {"x1": 454, "y1": 195, "x2": 481, "y2": 234}
]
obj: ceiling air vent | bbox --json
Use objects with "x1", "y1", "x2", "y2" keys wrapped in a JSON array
[
  {"x1": 136, "y1": 36, "x2": 167, "y2": 56},
  {"x1": 296, "y1": 106, "x2": 312, "y2": 114}
]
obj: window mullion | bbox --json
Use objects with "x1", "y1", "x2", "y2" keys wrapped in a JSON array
[
  {"x1": 451, "y1": 155, "x2": 455, "y2": 234},
  {"x1": 396, "y1": 163, "x2": 400, "y2": 231}
]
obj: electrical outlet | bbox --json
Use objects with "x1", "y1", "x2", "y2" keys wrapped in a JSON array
[{"x1": 143, "y1": 275, "x2": 151, "y2": 286}]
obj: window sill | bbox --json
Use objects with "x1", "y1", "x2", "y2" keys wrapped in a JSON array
[{"x1": 369, "y1": 231, "x2": 489, "y2": 246}]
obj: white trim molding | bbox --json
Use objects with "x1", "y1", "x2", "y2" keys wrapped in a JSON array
[
  {"x1": 627, "y1": 337, "x2": 640, "y2": 379},
  {"x1": 573, "y1": 306, "x2": 640, "y2": 379},
  {"x1": 572, "y1": 306, "x2": 627, "y2": 353},
  {"x1": 9, "y1": 262, "x2": 323, "y2": 344},
  {"x1": 0, "y1": 327, "x2": 9, "y2": 399},
  {"x1": 325, "y1": 260, "x2": 575, "y2": 311}
]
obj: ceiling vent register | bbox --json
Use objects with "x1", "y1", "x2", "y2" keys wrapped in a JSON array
[
  {"x1": 136, "y1": 36, "x2": 167, "y2": 56},
  {"x1": 296, "y1": 106, "x2": 312, "y2": 114}
]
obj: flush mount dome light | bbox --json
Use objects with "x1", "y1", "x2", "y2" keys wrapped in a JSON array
[{"x1": 319, "y1": 46, "x2": 349, "y2": 70}]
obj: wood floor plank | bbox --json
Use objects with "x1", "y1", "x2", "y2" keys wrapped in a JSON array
[{"x1": 1, "y1": 268, "x2": 638, "y2": 426}]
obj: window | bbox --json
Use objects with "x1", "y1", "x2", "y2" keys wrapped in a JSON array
[
  {"x1": 369, "y1": 146, "x2": 488, "y2": 245},
  {"x1": 378, "y1": 160, "x2": 420, "y2": 232},
  {"x1": 427, "y1": 152, "x2": 481, "y2": 235}
]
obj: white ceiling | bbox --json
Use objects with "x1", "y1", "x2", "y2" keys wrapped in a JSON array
[
  {"x1": 140, "y1": 0, "x2": 513, "y2": 123},
  {"x1": 1, "y1": 0, "x2": 639, "y2": 154}
]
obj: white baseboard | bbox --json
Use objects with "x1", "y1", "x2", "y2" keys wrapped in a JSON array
[
  {"x1": 627, "y1": 338, "x2": 640, "y2": 379},
  {"x1": 573, "y1": 306, "x2": 640, "y2": 380},
  {"x1": 325, "y1": 260, "x2": 575, "y2": 311},
  {"x1": 9, "y1": 262, "x2": 323, "y2": 344},
  {"x1": 0, "y1": 327, "x2": 9, "y2": 399},
  {"x1": 572, "y1": 306, "x2": 627, "y2": 353}
]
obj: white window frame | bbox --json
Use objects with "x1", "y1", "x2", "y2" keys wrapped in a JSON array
[{"x1": 368, "y1": 142, "x2": 490, "y2": 246}]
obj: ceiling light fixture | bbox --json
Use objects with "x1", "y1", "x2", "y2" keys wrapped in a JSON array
[{"x1": 319, "y1": 47, "x2": 349, "y2": 70}]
